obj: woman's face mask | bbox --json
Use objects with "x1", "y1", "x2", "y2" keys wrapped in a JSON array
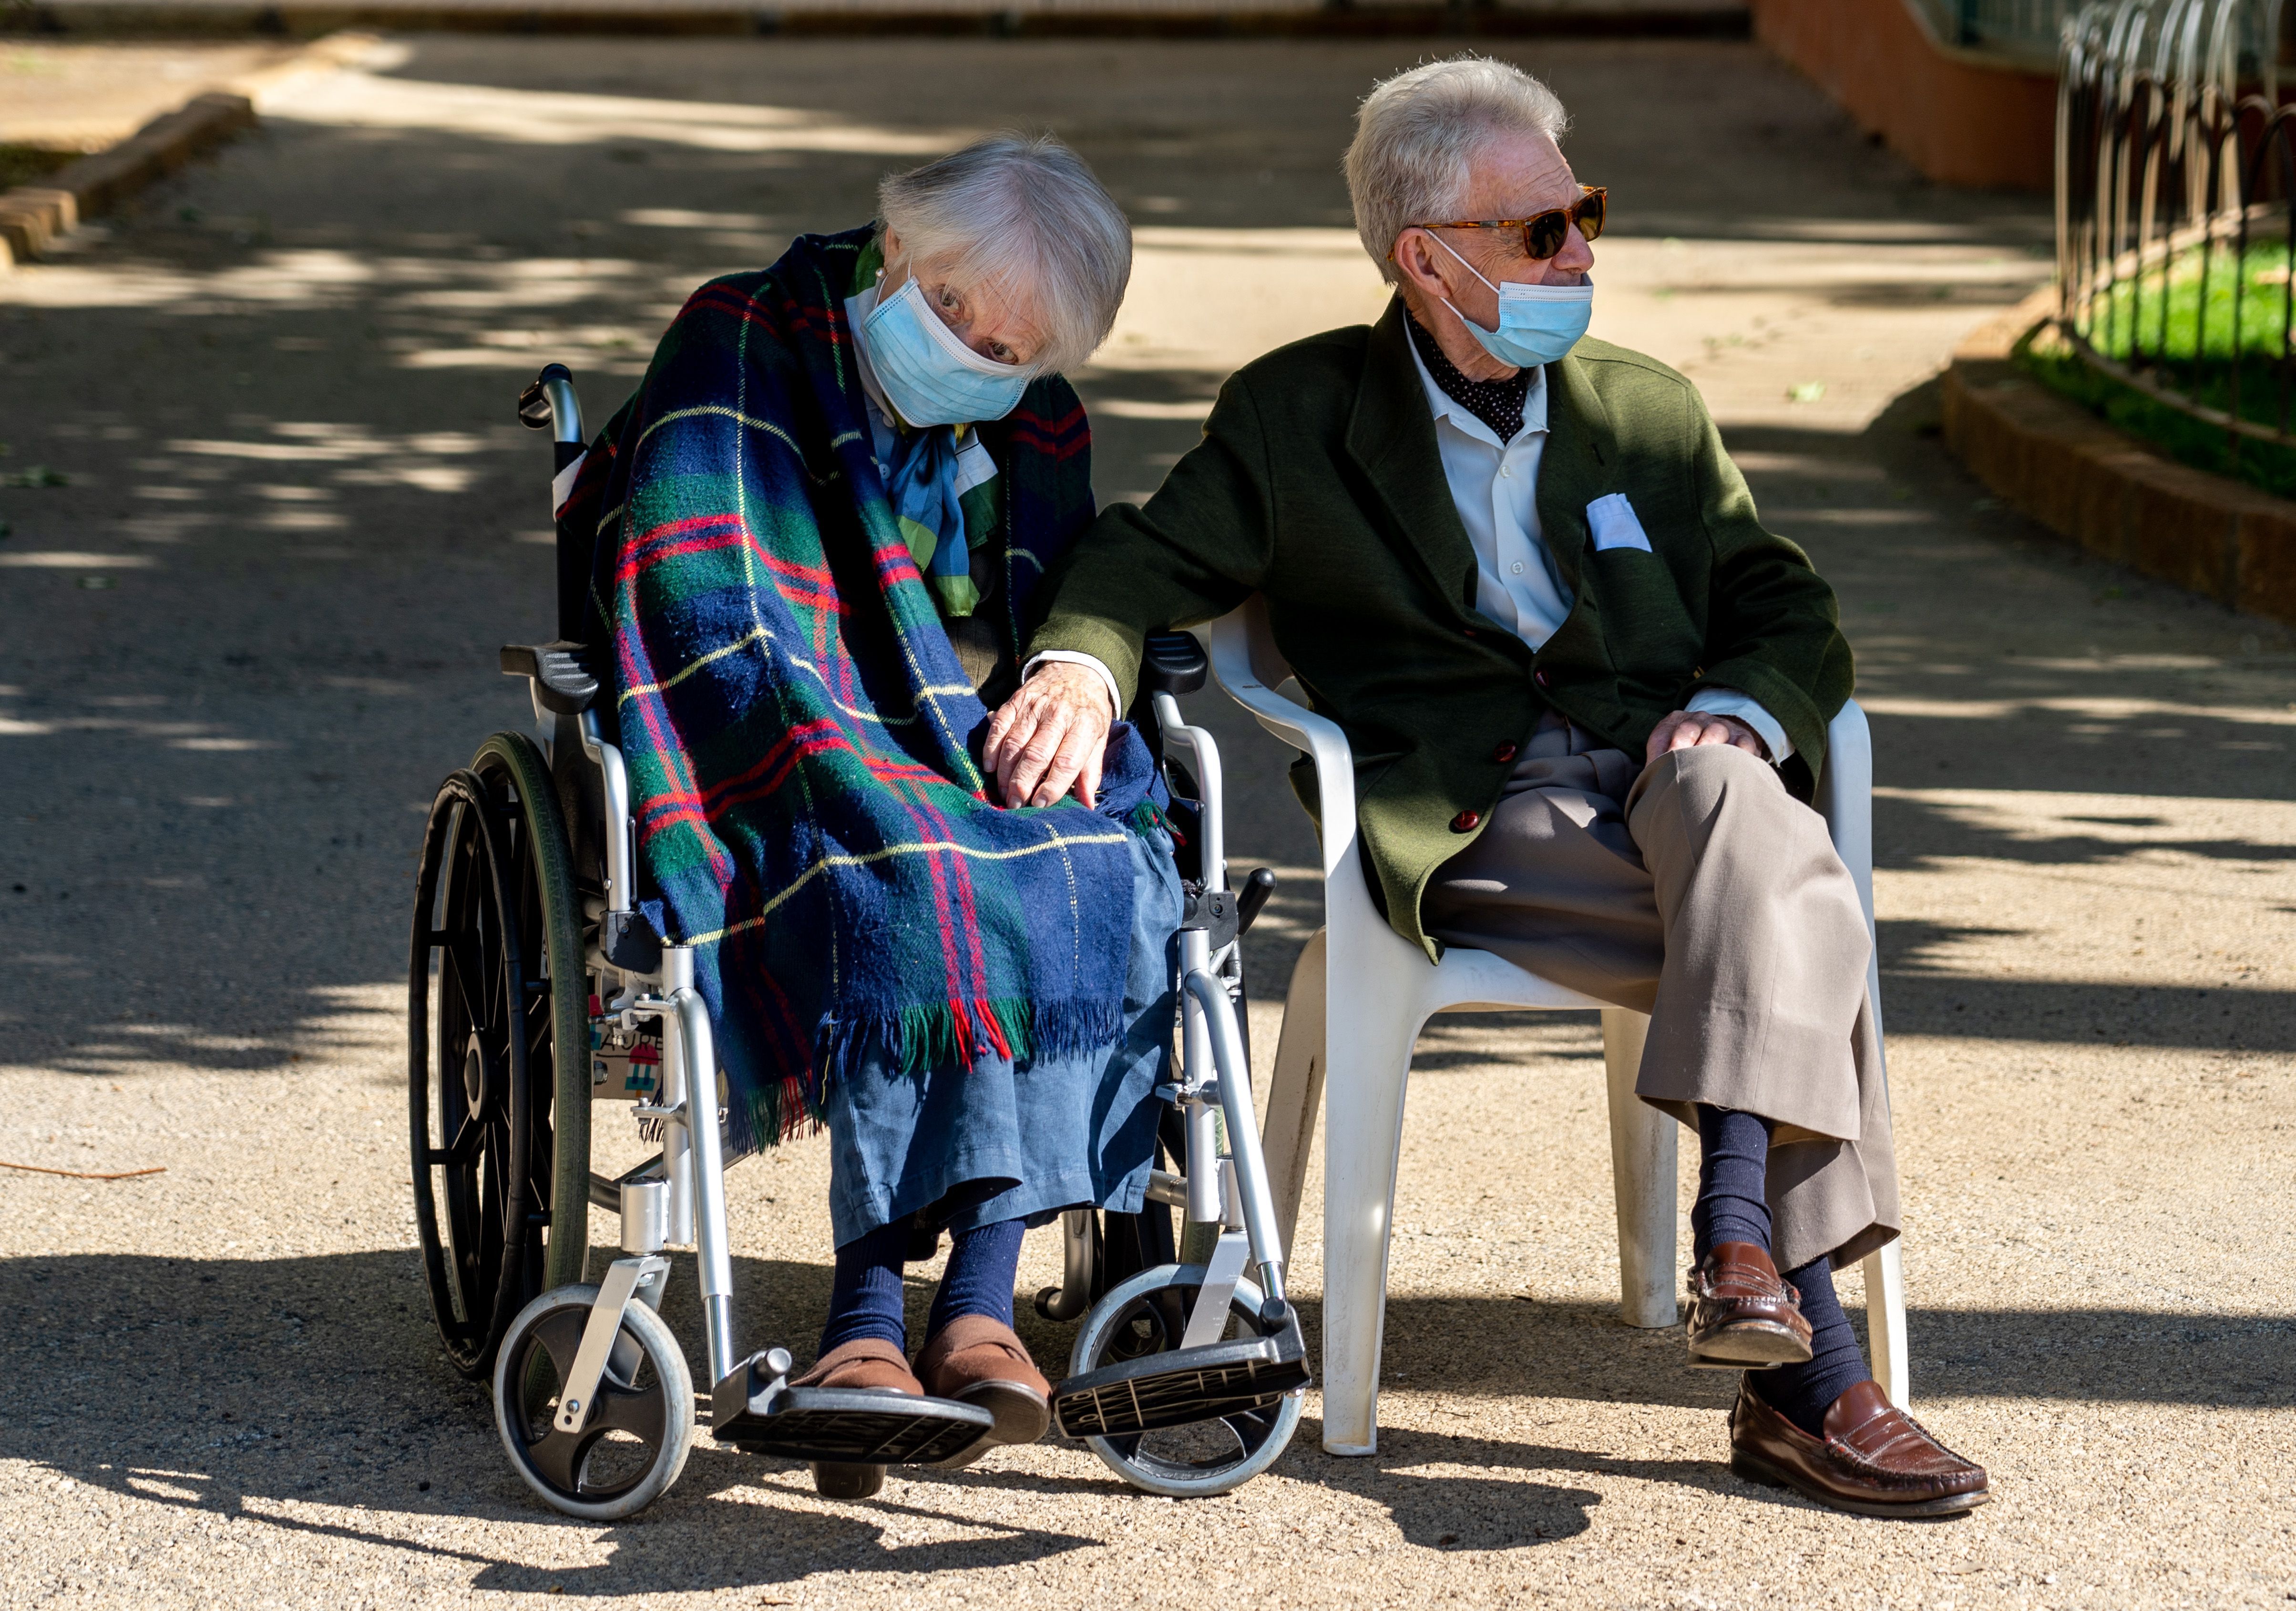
[
  {"x1": 1427, "y1": 232, "x2": 1592, "y2": 371},
  {"x1": 862, "y1": 275, "x2": 1036, "y2": 427}
]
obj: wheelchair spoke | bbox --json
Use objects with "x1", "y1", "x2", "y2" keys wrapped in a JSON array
[
  {"x1": 588, "y1": 1378, "x2": 666, "y2": 1450},
  {"x1": 525, "y1": 1425, "x2": 592, "y2": 1494},
  {"x1": 527, "y1": 1308, "x2": 590, "y2": 1385},
  {"x1": 441, "y1": 934, "x2": 482, "y2": 1028},
  {"x1": 442, "y1": 1111, "x2": 487, "y2": 1168}
]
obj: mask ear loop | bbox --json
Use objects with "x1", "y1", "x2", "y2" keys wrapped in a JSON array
[{"x1": 1417, "y1": 229, "x2": 1503, "y2": 340}]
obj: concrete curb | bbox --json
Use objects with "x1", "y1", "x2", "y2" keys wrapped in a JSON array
[
  {"x1": 1941, "y1": 286, "x2": 2296, "y2": 626},
  {"x1": 0, "y1": 91, "x2": 256, "y2": 268},
  {"x1": 0, "y1": 31, "x2": 381, "y2": 270}
]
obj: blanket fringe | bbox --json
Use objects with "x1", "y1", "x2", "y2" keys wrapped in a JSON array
[
  {"x1": 1128, "y1": 797, "x2": 1179, "y2": 844},
  {"x1": 810, "y1": 996, "x2": 1124, "y2": 1089}
]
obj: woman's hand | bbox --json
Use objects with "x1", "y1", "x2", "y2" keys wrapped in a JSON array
[
  {"x1": 984, "y1": 663, "x2": 1113, "y2": 808},
  {"x1": 1644, "y1": 709, "x2": 1767, "y2": 765}
]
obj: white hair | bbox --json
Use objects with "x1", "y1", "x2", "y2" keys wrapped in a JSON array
[
  {"x1": 877, "y1": 133, "x2": 1132, "y2": 376},
  {"x1": 1344, "y1": 56, "x2": 1572, "y2": 285}
]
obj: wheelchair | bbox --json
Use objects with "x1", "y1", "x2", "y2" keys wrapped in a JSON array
[{"x1": 407, "y1": 363, "x2": 1309, "y2": 1519}]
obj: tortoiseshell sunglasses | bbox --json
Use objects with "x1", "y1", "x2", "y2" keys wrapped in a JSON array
[{"x1": 1411, "y1": 185, "x2": 1607, "y2": 262}]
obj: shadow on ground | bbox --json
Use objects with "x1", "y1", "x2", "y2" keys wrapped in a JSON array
[
  {"x1": 17, "y1": 1243, "x2": 2282, "y2": 1588},
  {"x1": 8, "y1": 1248, "x2": 2283, "y2": 1471}
]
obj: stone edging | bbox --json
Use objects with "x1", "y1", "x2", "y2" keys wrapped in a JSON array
[
  {"x1": 0, "y1": 93, "x2": 256, "y2": 270},
  {"x1": 0, "y1": 33, "x2": 380, "y2": 271},
  {"x1": 1942, "y1": 286, "x2": 2296, "y2": 625}
]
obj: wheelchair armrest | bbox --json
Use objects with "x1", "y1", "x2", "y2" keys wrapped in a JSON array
[
  {"x1": 501, "y1": 640, "x2": 599, "y2": 715},
  {"x1": 1140, "y1": 630, "x2": 1209, "y2": 697}
]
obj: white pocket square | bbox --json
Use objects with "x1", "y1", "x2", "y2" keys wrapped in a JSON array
[{"x1": 1586, "y1": 492, "x2": 1653, "y2": 553}]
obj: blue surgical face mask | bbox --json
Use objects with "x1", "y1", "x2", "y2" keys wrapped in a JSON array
[
  {"x1": 861, "y1": 274, "x2": 1035, "y2": 428},
  {"x1": 1428, "y1": 233, "x2": 1592, "y2": 370}
]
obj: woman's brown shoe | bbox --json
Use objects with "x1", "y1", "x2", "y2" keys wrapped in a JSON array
[
  {"x1": 1729, "y1": 1377, "x2": 1991, "y2": 1519},
  {"x1": 792, "y1": 1338, "x2": 920, "y2": 1499},
  {"x1": 1687, "y1": 1242, "x2": 1814, "y2": 1368},
  {"x1": 915, "y1": 1315, "x2": 1051, "y2": 1467}
]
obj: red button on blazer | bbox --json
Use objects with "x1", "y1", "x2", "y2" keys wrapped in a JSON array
[
  {"x1": 1492, "y1": 742, "x2": 1518, "y2": 764},
  {"x1": 1450, "y1": 810, "x2": 1481, "y2": 833}
]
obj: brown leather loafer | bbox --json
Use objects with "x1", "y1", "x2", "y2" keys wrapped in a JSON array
[
  {"x1": 915, "y1": 1315, "x2": 1050, "y2": 1468},
  {"x1": 1686, "y1": 1242, "x2": 1814, "y2": 1368},
  {"x1": 1729, "y1": 1376, "x2": 1990, "y2": 1519},
  {"x1": 792, "y1": 1337, "x2": 924, "y2": 1395},
  {"x1": 792, "y1": 1338, "x2": 921, "y2": 1500}
]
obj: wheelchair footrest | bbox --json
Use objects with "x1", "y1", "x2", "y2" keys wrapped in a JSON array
[
  {"x1": 712, "y1": 1356, "x2": 992, "y2": 1465},
  {"x1": 1052, "y1": 1330, "x2": 1312, "y2": 1440}
]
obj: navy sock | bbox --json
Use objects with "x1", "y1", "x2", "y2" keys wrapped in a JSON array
[
  {"x1": 1692, "y1": 1104, "x2": 1774, "y2": 1263},
  {"x1": 1751, "y1": 1253, "x2": 1873, "y2": 1437},
  {"x1": 925, "y1": 1218, "x2": 1025, "y2": 1336},
  {"x1": 818, "y1": 1218, "x2": 911, "y2": 1356}
]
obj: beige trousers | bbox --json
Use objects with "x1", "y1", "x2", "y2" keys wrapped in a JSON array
[{"x1": 1421, "y1": 714, "x2": 1899, "y2": 1272}]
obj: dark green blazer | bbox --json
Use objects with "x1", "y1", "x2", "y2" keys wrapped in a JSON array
[{"x1": 1031, "y1": 298, "x2": 1853, "y2": 953}]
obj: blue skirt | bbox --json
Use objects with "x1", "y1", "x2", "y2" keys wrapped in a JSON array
[{"x1": 819, "y1": 826, "x2": 1182, "y2": 1248}]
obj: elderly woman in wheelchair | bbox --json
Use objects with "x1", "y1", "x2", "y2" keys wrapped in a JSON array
[{"x1": 416, "y1": 134, "x2": 1305, "y2": 1519}]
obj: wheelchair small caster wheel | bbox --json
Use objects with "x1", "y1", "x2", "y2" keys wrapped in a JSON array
[
  {"x1": 1067, "y1": 1264, "x2": 1303, "y2": 1498},
  {"x1": 494, "y1": 1284, "x2": 695, "y2": 1519}
]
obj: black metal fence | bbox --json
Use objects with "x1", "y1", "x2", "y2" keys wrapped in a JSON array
[
  {"x1": 1917, "y1": 0, "x2": 2085, "y2": 61},
  {"x1": 2054, "y1": 0, "x2": 2296, "y2": 446}
]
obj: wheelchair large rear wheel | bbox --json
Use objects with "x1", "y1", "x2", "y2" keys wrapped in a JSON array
[{"x1": 410, "y1": 732, "x2": 592, "y2": 1378}]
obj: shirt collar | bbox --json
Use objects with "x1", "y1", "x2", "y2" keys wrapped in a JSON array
[{"x1": 1404, "y1": 325, "x2": 1548, "y2": 449}]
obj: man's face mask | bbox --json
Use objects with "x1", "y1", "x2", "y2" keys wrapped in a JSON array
[
  {"x1": 1427, "y1": 232, "x2": 1593, "y2": 371},
  {"x1": 862, "y1": 275, "x2": 1036, "y2": 427}
]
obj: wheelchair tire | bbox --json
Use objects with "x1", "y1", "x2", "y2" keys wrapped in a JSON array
[
  {"x1": 1068, "y1": 1264, "x2": 1303, "y2": 1498},
  {"x1": 409, "y1": 732, "x2": 590, "y2": 1380},
  {"x1": 494, "y1": 1283, "x2": 695, "y2": 1521}
]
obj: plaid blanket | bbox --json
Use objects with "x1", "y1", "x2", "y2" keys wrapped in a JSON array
[{"x1": 567, "y1": 227, "x2": 1161, "y2": 1156}]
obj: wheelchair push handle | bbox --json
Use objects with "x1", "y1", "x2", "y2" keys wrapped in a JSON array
[{"x1": 517, "y1": 363, "x2": 586, "y2": 470}]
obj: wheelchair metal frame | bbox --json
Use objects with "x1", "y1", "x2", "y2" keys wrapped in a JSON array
[{"x1": 474, "y1": 363, "x2": 1302, "y2": 1513}]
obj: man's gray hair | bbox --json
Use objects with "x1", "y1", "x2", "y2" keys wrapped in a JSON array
[
  {"x1": 878, "y1": 133, "x2": 1132, "y2": 376},
  {"x1": 1344, "y1": 56, "x2": 1571, "y2": 285}
]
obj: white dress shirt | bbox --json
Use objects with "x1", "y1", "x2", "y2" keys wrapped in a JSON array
[
  {"x1": 1401, "y1": 334, "x2": 1792, "y2": 764},
  {"x1": 1025, "y1": 333, "x2": 1793, "y2": 765}
]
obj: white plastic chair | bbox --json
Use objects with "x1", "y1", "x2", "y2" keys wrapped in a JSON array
[{"x1": 1195, "y1": 597, "x2": 1909, "y2": 1456}]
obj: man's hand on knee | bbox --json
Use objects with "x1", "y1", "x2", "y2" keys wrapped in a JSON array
[
  {"x1": 984, "y1": 662, "x2": 1114, "y2": 809},
  {"x1": 1646, "y1": 709, "x2": 1769, "y2": 765}
]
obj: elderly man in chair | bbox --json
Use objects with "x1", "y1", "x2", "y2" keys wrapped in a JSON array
[{"x1": 985, "y1": 57, "x2": 1989, "y2": 1518}]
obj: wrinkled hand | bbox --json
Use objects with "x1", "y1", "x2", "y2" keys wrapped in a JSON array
[
  {"x1": 1645, "y1": 709, "x2": 1768, "y2": 765},
  {"x1": 983, "y1": 663, "x2": 1114, "y2": 809}
]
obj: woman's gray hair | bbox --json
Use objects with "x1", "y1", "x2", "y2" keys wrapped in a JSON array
[
  {"x1": 1344, "y1": 56, "x2": 1571, "y2": 285},
  {"x1": 878, "y1": 133, "x2": 1132, "y2": 376}
]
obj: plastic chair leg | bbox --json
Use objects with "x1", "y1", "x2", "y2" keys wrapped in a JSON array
[
  {"x1": 1318, "y1": 984, "x2": 1422, "y2": 1458},
  {"x1": 1262, "y1": 929, "x2": 1327, "y2": 1257},
  {"x1": 1601, "y1": 1008, "x2": 1678, "y2": 1328},
  {"x1": 1864, "y1": 1240, "x2": 1909, "y2": 1407}
]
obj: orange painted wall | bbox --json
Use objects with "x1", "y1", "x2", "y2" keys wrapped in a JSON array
[{"x1": 1750, "y1": 0, "x2": 2059, "y2": 191}]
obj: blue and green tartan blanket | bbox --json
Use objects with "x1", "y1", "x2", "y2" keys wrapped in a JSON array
[{"x1": 566, "y1": 227, "x2": 1162, "y2": 1156}]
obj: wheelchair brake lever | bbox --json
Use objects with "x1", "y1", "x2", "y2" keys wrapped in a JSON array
[{"x1": 1235, "y1": 867, "x2": 1277, "y2": 934}]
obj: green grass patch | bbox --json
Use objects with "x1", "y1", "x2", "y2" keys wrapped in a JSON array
[
  {"x1": 0, "y1": 143, "x2": 75, "y2": 192},
  {"x1": 2024, "y1": 243, "x2": 2296, "y2": 501}
]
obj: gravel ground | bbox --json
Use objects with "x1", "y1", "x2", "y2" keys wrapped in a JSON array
[{"x1": 0, "y1": 34, "x2": 2290, "y2": 1610}]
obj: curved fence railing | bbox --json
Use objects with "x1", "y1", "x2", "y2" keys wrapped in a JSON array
[{"x1": 2055, "y1": 0, "x2": 2296, "y2": 450}]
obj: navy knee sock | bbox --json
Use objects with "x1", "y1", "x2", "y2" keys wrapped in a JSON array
[
  {"x1": 818, "y1": 1218, "x2": 912, "y2": 1356},
  {"x1": 925, "y1": 1218, "x2": 1025, "y2": 1336},
  {"x1": 1692, "y1": 1104, "x2": 1774, "y2": 1262},
  {"x1": 1751, "y1": 1253, "x2": 1873, "y2": 1437}
]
